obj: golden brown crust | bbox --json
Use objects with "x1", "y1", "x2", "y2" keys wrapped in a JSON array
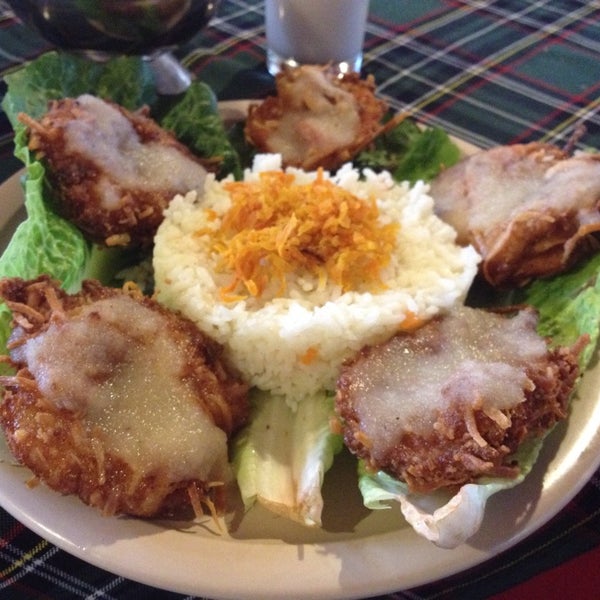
[
  {"x1": 245, "y1": 65, "x2": 391, "y2": 170},
  {"x1": 431, "y1": 142, "x2": 600, "y2": 288},
  {"x1": 1, "y1": 381, "x2": 222, "y2": 517},
  {"x1": 335, "y1": 310, "x2": 586, "y2": 493},
  {"x1": 0, "y1": 275, "x2": 249, "y2": 517},
  {"x1": 19, "y1": 98, "x2": 210, "y2": 248}
]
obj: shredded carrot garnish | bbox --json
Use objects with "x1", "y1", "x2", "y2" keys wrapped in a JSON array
[
  {"x1": 399, "y1": 310, "x2": 425, "y2": 332},
  {"x1": 353, "y1": 430, "x2": 373, "y2": 449},
  {"x1": 207, "y1": 170, "x2": 398, "y2": 300},
  {"x1": 299, "y1": 345, "x2": 320, "y2": 365},
  {"x1": 329, "y1": 415, "x2": 343, "y2": 435}
]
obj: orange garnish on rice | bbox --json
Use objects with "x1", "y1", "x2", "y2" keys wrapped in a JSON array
[
  {"x1": 209, "y1": 170, "x2": 398, "y2": 300},
  {"x1": 299, "y1": 345, "x2": 320, "y2": 365},
  {"x1": 399, "y1": 310, "x2": 425, "y2": 332}
]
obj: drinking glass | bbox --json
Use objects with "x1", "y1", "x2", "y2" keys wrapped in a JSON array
[
  {"x1": 265, "y1": 0, "x2": 369, "y2": 76},
  {"x1": 5, "y1": 0, "x2": 221, "y2": 94}
]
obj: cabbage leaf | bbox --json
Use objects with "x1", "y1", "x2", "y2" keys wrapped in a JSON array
[{"x1": 233, "y1": 390, "x2": 343, "y2": 527}]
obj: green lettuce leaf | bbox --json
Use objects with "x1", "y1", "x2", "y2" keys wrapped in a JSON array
[
  {"x1": 0, "y1": 129, "x2": 90, "y2": 352},
  {"x1": 232, "y1": 390, "x2": 343, "y2": 527},
  {"x1": 1, "y1": 51, "x2": 156, "y2": 126},
  {"x1": 160, "y1": 80, "x2": 242, "y2": 179},
  {"x1": 514, "y1": 252, "x2": 600, "y2": 370},
  {"x1": 354, "y1": 119, "x2": 461, "y2": 183},
  {"x1": 1, "y1": 52, "x2": 240, "y2": 174},
  {"x1": 0, "y1": 171, "x2": 88, "y2": 290}
]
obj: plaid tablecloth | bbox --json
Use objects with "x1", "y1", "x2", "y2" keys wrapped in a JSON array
[{"x1": 0, "y1": 1, "x2": 600, "y2": 599}]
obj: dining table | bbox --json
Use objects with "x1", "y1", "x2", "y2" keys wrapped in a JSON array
[{"x1": 0, "y1": 1, "x2": 599, "y2": 599}]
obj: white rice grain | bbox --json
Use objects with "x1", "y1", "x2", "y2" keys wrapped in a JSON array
[{"x1": 153, "y1": 155, "x2": 480, "y2": 405}]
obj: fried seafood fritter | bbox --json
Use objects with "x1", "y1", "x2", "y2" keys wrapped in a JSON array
[
  {"x1": 430, "y1": 142, "x2": 600, "y2": 288},
  {"x1": 245, "y1": 65, "x2": 391, "y2": 170},
  {"x1": 19, "y1": 94, "x2": 209, "y2": 248},
  {"x1": 0, "y1": 276, "x2": 248, "y2": 518},
  {"x1": 335, "y1": 306, "x2": 586, "y2": 494}
]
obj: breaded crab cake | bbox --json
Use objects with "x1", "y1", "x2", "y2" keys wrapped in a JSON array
[
  {"x1": 0, "y1": 275, "x2": 248, "y2": 518},
  {"x1": 336, "y1": 305, "x2": 585, "y2": 493},
  {"x1": 245, "y1": 65, "x2": 392, "y2": 171},
  {"x1": 19, "y1": 94, "x2": 209, "y2": 248}
]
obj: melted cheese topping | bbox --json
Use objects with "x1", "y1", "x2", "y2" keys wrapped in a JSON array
[
  {"x1": 15, "y1": 296, "x2": 228, "y2": 483},
  {"x1": 63, "y1": 94, "x2": 206, "y2": 210},
  {"x1": 347, "y1": 306, "x2": 548, "y2": 442}
]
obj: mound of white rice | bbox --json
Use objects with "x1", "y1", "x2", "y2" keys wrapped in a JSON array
[{"x1": 153, "y1": 154, "x2": 480, "y2": 404}]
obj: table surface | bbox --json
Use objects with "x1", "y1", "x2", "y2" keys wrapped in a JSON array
[{"x1": 0, "y1": 1, "x2": 600, "y2": 599}]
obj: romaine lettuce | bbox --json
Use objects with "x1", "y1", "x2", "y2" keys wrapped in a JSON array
[
  {"x1": 0, "y1": 128, "x2": 90, "y2": 354},
  {"x1": 516, "y1": 251, "x2": 600, "y2": 370},
  {"x1": 160, "y1": 81, "x2": 242, "y2": 179},
  {"x1": 354, "y1": 118, "x2": 461, "y2": 183},
  {"x1": 1, "y1": 51, "x2": 239, "y2": 176},
  {"x1": 1, "y1": 52, "x2": 156, "y2": 126}
]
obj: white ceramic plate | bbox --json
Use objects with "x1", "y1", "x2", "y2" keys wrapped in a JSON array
[{"x1": 0, "y1": 103, "x2": 600, "y2": 599}]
